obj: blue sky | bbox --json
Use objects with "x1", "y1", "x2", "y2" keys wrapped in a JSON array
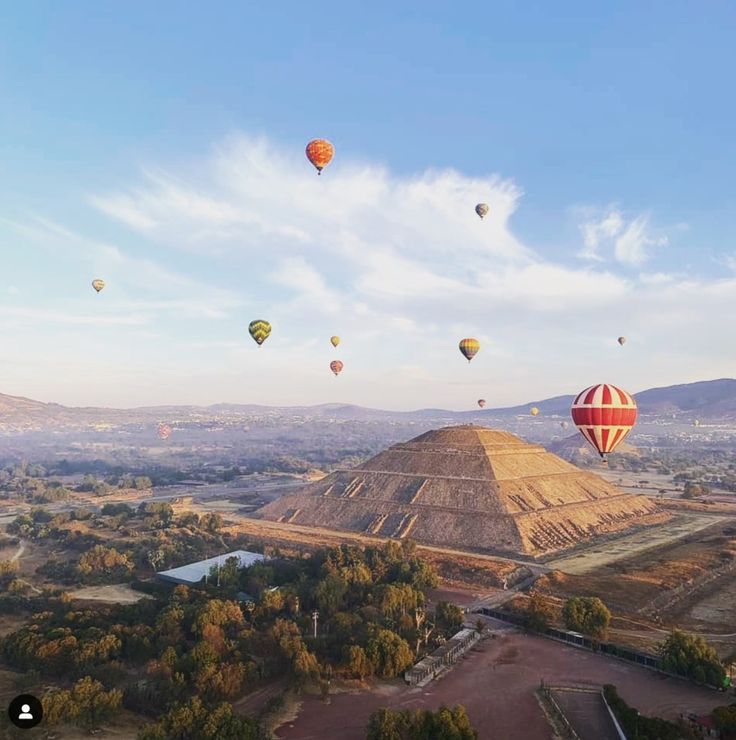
[{"x1": 1, "y1": 2, "x2": 735, "y2": 409}]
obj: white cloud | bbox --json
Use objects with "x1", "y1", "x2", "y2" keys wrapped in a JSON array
[
  {"x1": 1, "y1": 132, "x2": 733, "y2": 409},
  {"x1": 577, "y1": 207, "x2": 668, "y2": 265}
]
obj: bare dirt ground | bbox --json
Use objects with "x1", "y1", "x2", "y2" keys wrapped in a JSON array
[
  {"x1": 684, "y1": 577, "x2": 736, "y2": 633},
  {"x1": 546, "y1": 514, "x2": 728, "y2": 575},
  {"x1": 68, "y1": 584, "x2": 150, "y2": 604},
  {"x1": 275, "y1": 630, "x2": 726, "y2": 740},
  {"x1": 550, "y1": 689, "x2": 619, "y2": 740}
]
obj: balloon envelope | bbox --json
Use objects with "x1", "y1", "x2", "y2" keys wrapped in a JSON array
[
  {"x1": 477, "y1": 399, "x2": 486, "y2": 408},
  {"x1": 475, "y1": 203, "x2": 489, "y2": 219},
  {"x1": 306, "y1": 139, "x2": 334, "y2": 174},
  {"x1": 530, "y1": 407, "x2": 540, "y2": 416},
  {"x1": 617, "y1": 336, "x2": 626, "y2": 346},
  {"x1": 560, "y1": 421, "x2": 569, "y2": 429},
  {"x1": 92, "y1": 279, "x2": 105, "y2": 293},
  {"x1": 158, "y1": 423, "x2": 172, "y2": 440},
  {"x1": 330, "y1": 360, "x2": 344, "y2": 376},
  {"x1": 458, "y1": 338, "x2": 480, "y2": 362},
  {"x1": 249, "y1": 320, "x2": 272, "y2": 346},
  {"x1": 571, "y1": 383, "x2": 637, "y2": 458},
  {"x1": 330, "y1": 335, "x2": 340, "y2": 348}
]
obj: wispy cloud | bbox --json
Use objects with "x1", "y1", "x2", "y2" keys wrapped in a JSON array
[{"x1": 577, "y1": 207, "x2": 668, "y2": 265}]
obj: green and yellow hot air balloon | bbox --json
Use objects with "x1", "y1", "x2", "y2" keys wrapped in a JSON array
[
  {"x1": 458, "y1": 338, "x2": 480, "y2": 362},
  {"x1": 248, "y1": 320, "x2": 272, "y2": 347}
]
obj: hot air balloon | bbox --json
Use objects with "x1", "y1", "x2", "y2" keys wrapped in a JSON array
[
  {"x1": 617, "y1": 336, "x2": 626, "y2": 346},
  {"x1": 693, "y1": 419, "x2": 700, "y2": 427},
  {"x1": 92, "y1": 279, "x2": 105, "y2": 293},
  {"x1": 330, "y1": 360, "x2": 344, "y2": 377},
  {"x1": 571, "y1": 383, "x2": 637, "y2": 459},
  {"x1": 458, "y1": 338, "x2": 480, "y2": 362},
  {"x1": 158, "y1": 423, "x2": 172, "y2": 440},
  {"x1": 248, "y1": 320, "x2": 271, "y2": 346},
  {"x1": 477, "y1": 399, "x2": 486, "y2": 408},
  {"x1": 330, "y1": 336, "x2": 340, "y2": 348},
  {"x1": 530, "y1": 407, "x2": 540, "y2": 416},
  {"x1": 560, "y1": 421, "x2": 569, "y2": 429},
  {"x1": 475, "y1": 203, "x2": 489, "y2": 220},
  {"x1": 306, "y1": 139, "x2": 334, "y2": 175}
]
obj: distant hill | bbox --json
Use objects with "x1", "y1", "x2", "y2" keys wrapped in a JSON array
[
  {"x1": 549, "y1": 434, "x2": 640, "y2": 462},
  {"x1": 0, "y1": 377, "x2": 734, "y2": 431}
]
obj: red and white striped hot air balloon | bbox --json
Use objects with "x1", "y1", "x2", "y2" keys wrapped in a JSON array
[{"x1": 571, "y1": 383, "x2": 637, "y2": 460}]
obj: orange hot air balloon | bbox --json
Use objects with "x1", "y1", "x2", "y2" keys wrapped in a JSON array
[
  {"x1": 330, "y1": 360, "x2": 344, "y2": 377},
  {"x1": 306, "y1": 139, "x2": 334, "y2": 175},
  {"x1": 458, "y1": 338, "x2": 480, "y2": 362},
  {"x1": 477, "y1": 399, "x2": 486, "y2": 408},
  {"x1": 571, "y1": 383, "x2": 637, "y2": 459},
  {"x1": 158, "y1": 423, "x2": 172, "y2": 440}
]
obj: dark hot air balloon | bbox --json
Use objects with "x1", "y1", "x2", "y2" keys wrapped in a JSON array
[
  {"x1": 477, "y1": 399, "x2": 486, "y2": 408},
  {"x1": 475, "y1": 203, "x2": 489, "y2": 220}
]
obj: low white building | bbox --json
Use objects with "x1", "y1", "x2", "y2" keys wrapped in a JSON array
[{"x1": 156, "y1": 550, "x2": 265, "y2": 585}]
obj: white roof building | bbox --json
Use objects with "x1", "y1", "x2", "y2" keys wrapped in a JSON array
[{"x1": 156, "y1": 550, "x2": 265, "y2": 585}]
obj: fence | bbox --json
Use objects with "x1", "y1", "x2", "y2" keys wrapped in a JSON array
[{"x1": 404, "y1": 628, "x2": 482, "y2": 686}]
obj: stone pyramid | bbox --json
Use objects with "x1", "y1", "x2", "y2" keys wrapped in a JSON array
[{"x1": 255, "y1": 425, "x2": 663, "y2": 557}]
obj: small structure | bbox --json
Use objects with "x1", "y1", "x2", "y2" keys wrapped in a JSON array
[
  {"x1": 156, "y1": 550, "x2": 265, "y2": 585},
  {"x1": 404, "y1": 628, "x2": 481, "y2": 686}
]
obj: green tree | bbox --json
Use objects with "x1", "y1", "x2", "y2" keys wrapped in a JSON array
[
  {"x1": 562, "y1": 596, "x2": 611, "y2": 640},
  {"x1": 659, "y1": 630, "x2": 727, "y2": 687},
  {"x1": 366, "y1": 705, "x2": 477, "y2": 740},
  {"x1": 366, "y1": 628, "x2": 414, "y2": 678},
  {"x1": 526, "y1": 593, "x2": 555, "y2": 633},
  {"x1": 434, "y1": 601, "x2": 464, "y2": 635},
  {"x1": 343, "y1": 645, "x2": 373, "y2": 680},
  {"x1": 713, "y1": 703, "x2": 736, "y2": 735}
]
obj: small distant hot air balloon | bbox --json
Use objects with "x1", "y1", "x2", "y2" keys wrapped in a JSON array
[
  {"x1": 693, "y1": 419, "x2": 701, "y2": 427},
  {"x1": 248, "y1": 320, "x2": 271, "y2": 347},
  {"x1": 459, "y1": 338, "x2": 480, "y2": 362},
  {"x1": 477, "y1": 399, "x2": 486, "y2": 408},
  {"x1": 158, "y1": 423, "x2": 172, "y2": 440},
  {"x1": 617, "y1": 336, "x2": 627, "y2": 346},
  {"x1": 530, "y1": 407, "x2": 540, "y2": 417},
  {"x1": 560, "y1": 421, "x2": 569, "y2": 429},
  {"x1": 475, "y1": 203, "x2": 489, "y2": 220},
  {"x1": 571, "y1": 383, "x2": 637, "y2": 460},
  {"x1": 330, "y1": 360, "x2": 344, "y2": 377},
  {"x1": 92, "y1": 279, "x2": 105, "y2": 293},
  {"x1": 306, "y1": 139, "x2": 334, "y2": 175},
  {"x1": 330, "y1": 336, "x2": 340, "y2": 348}
]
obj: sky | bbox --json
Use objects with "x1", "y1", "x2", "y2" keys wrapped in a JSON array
[{"x1": 1, "y1": 2, "x2": 735, "y2": 410}]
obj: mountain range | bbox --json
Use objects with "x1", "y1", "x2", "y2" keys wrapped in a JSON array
[{"x1": 0, "y1": 378, "x2": 735, "y2": 432}]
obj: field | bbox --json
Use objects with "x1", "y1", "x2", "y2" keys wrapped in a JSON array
[{"x1": 275, "y1": 629, "x2": 726, "y2": 740}]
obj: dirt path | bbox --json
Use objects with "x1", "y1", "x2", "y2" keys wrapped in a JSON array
[{"x1": 10, "y1": 539, "x2": 26, "y2": 562}]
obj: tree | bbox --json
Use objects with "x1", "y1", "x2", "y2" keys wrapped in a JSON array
[
  {"x1": 713, "y1": 704, "x2": 736, "y2": 736},
  {"x1": 42, "y1": 676, "x2": 122, "y2": 729},
  {"x1": 526, "y1": 593, "x2": 555, "y2": 633},
  {"x1": 659, "y1": 630, "x2": 727, "y2": 687},
  {"x1": 343, "y1": 645, "x2": 373, "y2": 680},
  {"x1": 366, "y1": 628, "x2": 414, "y2": 678},
  {"x1": 366, "y1": 705, "x2": 477, "y2": 740},
  {"x1": 137, "y1": 697, "x2": 264, "y2": 740},
  {"x1": 434, "y1": 601, "x2": 464, "y2": 636},
  {"x1": 562, "y1": 596, "x2": 611, "y2": 640}
]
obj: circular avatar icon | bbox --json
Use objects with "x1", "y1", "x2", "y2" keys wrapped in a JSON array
[{"x1": 8, "y1": 694, "x2": 43, "y2": 729}]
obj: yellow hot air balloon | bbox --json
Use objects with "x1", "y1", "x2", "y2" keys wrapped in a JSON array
[
  {"x1": 617, "y1": 336, "x2": 626, "y2": 346},
  {"x1": 458, "y1": 338, "x2": 480, "y2": 362},
  {"x1": 248, "y1": 320, "x2": 271, "y2": 346},
  {"x1": 330, "y1": 335, "x2": 340, "y2": 348},
  {"x1": 530, "y1": 407, "x2": 540, "y2": 416},
  {"x1": 92, "y1": 279, "x2": 105, "y2": 293},
  {"x1": 693, "y1": 419, "x2": 700, "y2": 427}
]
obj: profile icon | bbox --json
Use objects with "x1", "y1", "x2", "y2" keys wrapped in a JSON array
[{"x1": 8, "y1": 694, "x2": 43, "y2": 729}]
